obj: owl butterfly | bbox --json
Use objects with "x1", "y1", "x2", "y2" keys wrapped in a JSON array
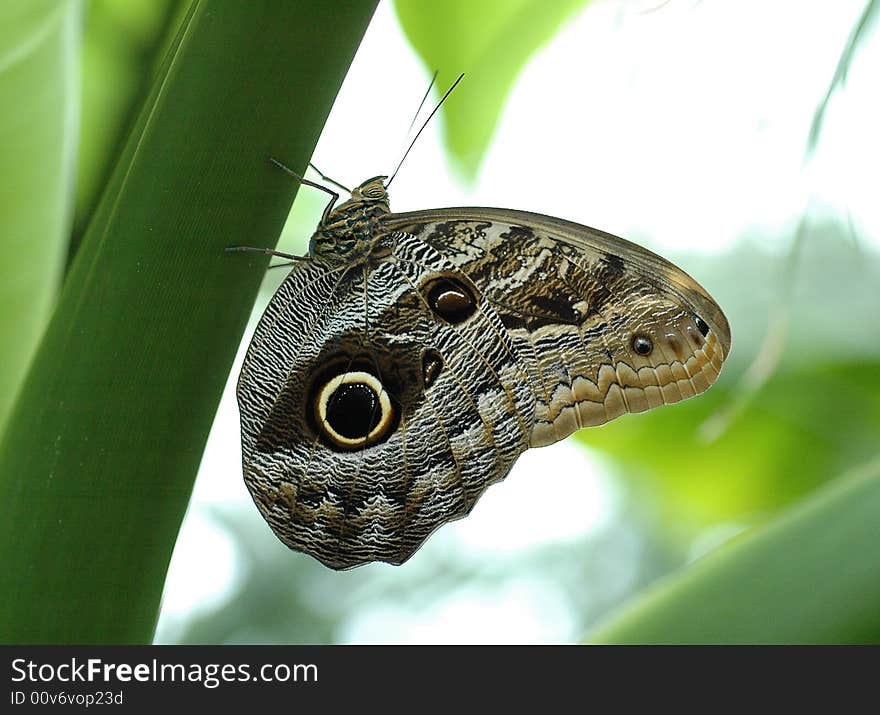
[
  {"x1": 235, "y1": 79, "x2": 729, "y2": 569},
  {"x1": 234, "y1": 157, "x2": 731, "y2": 570}
]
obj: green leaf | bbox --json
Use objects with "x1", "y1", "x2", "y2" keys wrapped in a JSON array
[
  {"x1": 393, "y1": 0, "x2": 590, "y2": 179},
  {"x1": 0, "y1": 0, "x2": 79, "y2": 430},
  {"x1": 0, "y1": 0, "x2": 378, "y2": 644},
  {"x1": 589, "y1": 456, "x2": 880, "y2": 644}
]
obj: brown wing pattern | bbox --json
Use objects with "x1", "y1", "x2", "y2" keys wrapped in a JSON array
[
  {"x1": 237, "y1": 203, "x2": 730, "y2": 570},
  {"x1": 237, "y1": 232, "x2": 533, "y2": 569},
  {"x1": 382, "y1": 208, "x2": 731, "y2": 447}
]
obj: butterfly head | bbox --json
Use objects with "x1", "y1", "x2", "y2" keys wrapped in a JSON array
[
  {"x1": 347, "y1": 175, "x2": 390, "y2": 205},
  {"x1": 309, "y1": 176, "x2": 391, "y2": 262}
]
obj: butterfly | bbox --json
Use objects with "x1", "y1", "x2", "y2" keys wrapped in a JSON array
[{"x1": 232, "y1": 163, "x2": 731, "y2": 570}]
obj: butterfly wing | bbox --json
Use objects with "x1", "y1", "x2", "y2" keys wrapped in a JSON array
[
  {"x1": 236, "y1": 232, "x2": 534, "y2": 570},
  {"x1": 381, "y1": 208, "x2": 731, "y2": 447},
  {"x1": 238, "y1": 207, "x2": 730, "y2": 569}
]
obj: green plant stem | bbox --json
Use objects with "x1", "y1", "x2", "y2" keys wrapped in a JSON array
[{"x1": 0, "y1": 0, "x2": 378, "y2": 644}]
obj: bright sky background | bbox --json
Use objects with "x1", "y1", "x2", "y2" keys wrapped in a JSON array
[{"x1": 155, "y1": 0, "x2": 878, "y2": 644}]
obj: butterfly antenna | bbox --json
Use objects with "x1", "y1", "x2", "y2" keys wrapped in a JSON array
[
  {"x1": 387, "y1": 72, "x2": 465, "y2": 187},
  {"x1": 404, "y1": 69, "x2": 439, "y2": 140},
  {"x1": 388, "y1": 70, "x2": 437, "y2": 188}
]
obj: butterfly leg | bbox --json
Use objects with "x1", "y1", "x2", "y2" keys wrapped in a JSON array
[
  {"x1": 226, "y1": 156, "x2": 347, "y2": 261},
  {"x1": 224, "y1": 245, "x2": 306, "y2": 261},
  {"x1": 268, "y1": 157, "x2": 339, "y2": 225}
]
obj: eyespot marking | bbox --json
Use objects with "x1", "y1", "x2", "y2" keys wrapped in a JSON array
[
  {"x1": 631, "y1": 334, "x2": 653, "y2": 356},
  {"x1": 423, "y1": 275, "x2": 477, "y2": 324},
  {"x1": 312, "y1": 370, "x2": 395, "y2": 451},
  {"x1": 422, "y1": 349, "x2": 443, "y2": 388},
  {"x1": 324, "y1": 381, "x2": 379, "y2": 439},
  {"x1": 695, "y1": 315, "x2": 710, "y2": 337},
  {"x1": 665, "y1": 333, "x2": 686, "y2": 361}
]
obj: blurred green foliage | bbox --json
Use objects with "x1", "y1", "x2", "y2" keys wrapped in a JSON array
[
  {"x1": 808, "y1": 0, "x2": 879, "y2": 155},
  {"x1": 592, "y1": 456, "x2": 880, "y2": 644},
  {"x1": 0, "y1": 0, "x2": 79, "y2": 430},
  {"x1": 74, "y1": 0, "x2": 182, "y2": 243},
  {"x1": 169, "y1": 503, "x2": 679, "y2": 644},
  {"x1": 580, "y1": 227, "x2": 880, "y2": 527},
  {"x1": 394, "y1": 0, "x2": 591, "y2": 179}
]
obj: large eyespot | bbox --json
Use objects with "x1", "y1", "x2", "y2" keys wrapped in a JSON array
[
  {"x1": 423, "y1": 275, "x2": 477, "y2": 324},
  {"x1": 631, "y1": 334, "x2": 653, "y2": 356},
  {"x1": 313, "y1": 370, "x2": 394, "y2": 450}
]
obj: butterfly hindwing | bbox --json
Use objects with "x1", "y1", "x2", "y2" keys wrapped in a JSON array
[{"x1": 237, "y1": 232, "x2": 532, "y2": 569}]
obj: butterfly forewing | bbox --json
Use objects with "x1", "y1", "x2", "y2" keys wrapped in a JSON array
[{"x1": 381, "y1": 209, "x2": 731, "y2": 447}]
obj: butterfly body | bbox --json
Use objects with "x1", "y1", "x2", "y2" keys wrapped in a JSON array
[
  {"x1": 237, "y1": 177, "x2": 730, "y2": 570},
  {"x1": 308, "y1": 176, "x2": 390, "y2": 261}
]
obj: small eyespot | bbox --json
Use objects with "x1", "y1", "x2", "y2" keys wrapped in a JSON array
[
  {"x1": 665, "y1": 333, "x2": 686, "y2": 360},
  {"x1": 313, "y1": 370, "x2": 394, "y2": 450},
  {"x1": 422, "y1": 349, "x2": 443, "y2": 388},
  {"x1": 631, "y1": 334, "x2": 653, "y2": 356},
  {"x1": 423, "y1": 275, "x2": 477, "y2": 324},
  {"x1": 695, "y1": 316, "x2": 710, "y2": 337}
]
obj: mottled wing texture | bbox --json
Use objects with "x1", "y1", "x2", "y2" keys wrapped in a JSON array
[
  {"x1": 238, "y1": 207, "x2": 731, "y2": 570},
  {"x1": 382, "y1": 208, "x2": 731, "y2": 448},
  {"x1": 237, "y1": 232, "x2": 534, "y2": 569}
]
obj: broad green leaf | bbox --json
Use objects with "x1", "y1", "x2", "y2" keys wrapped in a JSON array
[
  {"x1": 0, "y1": 0, "x2": 79, "y2": 430},
  {"x1": 393, "y1": 0, "x2": 590, "y2": 179},
  {"x1": 590, "y1": 456, "x2": 880, "y2": 644},
  {"x1": 0, "y1": 0, "x2": 378, "y2": 644}
]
